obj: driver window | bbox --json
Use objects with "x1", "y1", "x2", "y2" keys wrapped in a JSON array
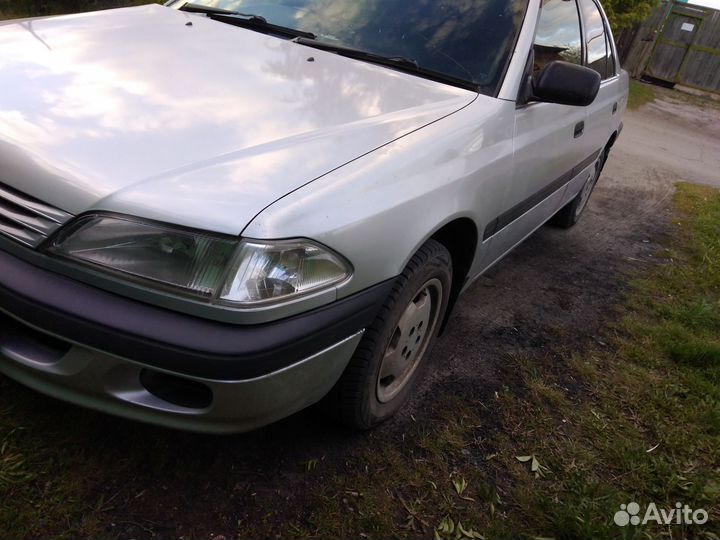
[{"x1": 533, "y1": 0, "x2": 583, "y2": 73}]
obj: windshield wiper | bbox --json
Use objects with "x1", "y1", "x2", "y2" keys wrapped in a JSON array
[
  {"x1": 293, "y1": 37, "x2": 419, "y2": 72},
  {"x1": 179, "y1": 2, "x2": 315, "y2": 40},
  {"x1": 294, "y1": 36, "x2": 480, "y2": 92},
  {"x1": 179, "y1": 2, "x2": 247, "y2": 16}
]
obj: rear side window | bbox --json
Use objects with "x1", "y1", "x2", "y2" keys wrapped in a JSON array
[
  {"x1": 580, "y1": 0, "x2": 614, "y2": 79},
  {"x1": 533, "y1": 0, "x2": 583, "y2": 73}
]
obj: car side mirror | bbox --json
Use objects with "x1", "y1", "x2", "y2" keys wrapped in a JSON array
[{"x1": 531, "y1": 61, "x2": 601, "y2": 107}]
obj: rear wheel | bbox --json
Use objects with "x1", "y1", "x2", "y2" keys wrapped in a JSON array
[
  {"x1": 327, "y1": 239, "x2": 452, "y2": 429},
  {"x1": 550, "y1": 151, "x2": 605, "y2": 229}
]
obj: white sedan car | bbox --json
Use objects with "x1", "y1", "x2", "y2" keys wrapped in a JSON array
[{"x1": 0, "y1": 0, "x2": 627, "y2": 432}]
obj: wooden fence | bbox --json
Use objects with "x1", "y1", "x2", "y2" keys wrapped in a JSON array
[{"x1": 617, "y1": 0, "x2": 720, "y2": 93}]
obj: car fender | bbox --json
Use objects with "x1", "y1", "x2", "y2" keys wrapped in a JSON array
[{"x1": 242, "y1": 95, "x2": 517, "y2": 299}]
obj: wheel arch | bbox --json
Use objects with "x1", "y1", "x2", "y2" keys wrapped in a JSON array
[
  {"x1": 427, "y1": 217, "x2": 479, "y2": 333},
  {"x1": 606, "y1": 130, "x2": 619, "y2": 152}
]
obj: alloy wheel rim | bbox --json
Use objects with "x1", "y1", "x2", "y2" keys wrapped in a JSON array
[{"x1": 376, "y1": 278, "x2": 443, "y2": 404}]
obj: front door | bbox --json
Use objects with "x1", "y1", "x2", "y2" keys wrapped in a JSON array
[{"x1": 483, "y1": 0, "x2": 590, "y2": 266}]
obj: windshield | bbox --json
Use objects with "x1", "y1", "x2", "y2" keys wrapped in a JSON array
[{"x1": 172, "y1": 0, "x2": 530, "y2": 94}]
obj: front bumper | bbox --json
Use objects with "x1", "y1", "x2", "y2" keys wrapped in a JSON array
[{"x1": 0, "y1": 248, "x2": 392, "y2": 433}]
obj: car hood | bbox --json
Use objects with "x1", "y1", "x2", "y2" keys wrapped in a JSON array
[{"x1": 0, "y1": 4, "x2": 475, "y2": 235}]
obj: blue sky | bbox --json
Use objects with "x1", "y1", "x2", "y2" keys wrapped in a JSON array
[{"x1": 688, "y1": 0, "x2": 720, "y2": 9}]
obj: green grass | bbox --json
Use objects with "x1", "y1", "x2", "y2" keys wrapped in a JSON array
[
  {"x1": 628, "y1": 79, "x2": 657, "y2": 110},
  {"x1": 279, "y1": 183, "x2": 720, "y2": 539},
  {"x1": 0, "y1": 11, "x2": 715, "y2": 525},
  {"x1": 1, "y1": 184, "x2": 718, "y2": 539}
]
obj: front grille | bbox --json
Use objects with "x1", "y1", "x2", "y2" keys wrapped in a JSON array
[{"x1": 0, "y1": 181, "x2": 73, "y2": 247}]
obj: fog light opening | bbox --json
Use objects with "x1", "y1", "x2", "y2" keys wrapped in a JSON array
[{"x1": 139, "y1": 369, "x2": 213, "y2": 410}]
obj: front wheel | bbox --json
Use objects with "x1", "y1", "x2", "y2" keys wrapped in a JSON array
[{"x1": 327, "y1": 239, "x2": 452, "y2": 430}]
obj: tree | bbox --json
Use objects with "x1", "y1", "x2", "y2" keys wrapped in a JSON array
[{"x1": 603, "y1": 0, "x2": 661, "y2": 32}]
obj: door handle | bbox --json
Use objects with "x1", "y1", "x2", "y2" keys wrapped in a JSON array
[
  {"x1": 612, "y1": 102, "x2": 618, "y2": 114},
  {"x1": 574, "y1": 121, "x2": 585, "y2": 138}
]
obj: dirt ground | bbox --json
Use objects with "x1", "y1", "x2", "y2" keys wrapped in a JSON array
[
  {"x1": 2, "y1": 84, "x2": 719, "y2": 539},
  {"x1": 416, "y1": 84, "x2": 720, "y2": 418}
]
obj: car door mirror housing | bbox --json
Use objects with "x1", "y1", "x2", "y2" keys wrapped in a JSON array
[{"x1": 531, "y1": 61, "x2": 601, "y2": 107}]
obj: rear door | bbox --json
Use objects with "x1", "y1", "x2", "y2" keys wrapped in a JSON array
[
  {"x1": 576, "y1": 0, "x2": 622, "y2": 185},
  {"x1": 483, "y1": 0, "x2": 589, "y2": 264}
]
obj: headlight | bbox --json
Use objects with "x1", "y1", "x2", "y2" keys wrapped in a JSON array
[
  {"x1": 218, "y1": 240, "x2": 351, "y2": 304},
  {"x1": 48, "y1": 214, "x2": 351, "y2": 306}
]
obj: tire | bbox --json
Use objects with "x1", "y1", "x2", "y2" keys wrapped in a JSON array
[
  {"x1": 550, "y1": 150, "x2": 606, "y2": 229},
  {"x1": 326, "y1": 239, "x2": 452, "y2": 430}
]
